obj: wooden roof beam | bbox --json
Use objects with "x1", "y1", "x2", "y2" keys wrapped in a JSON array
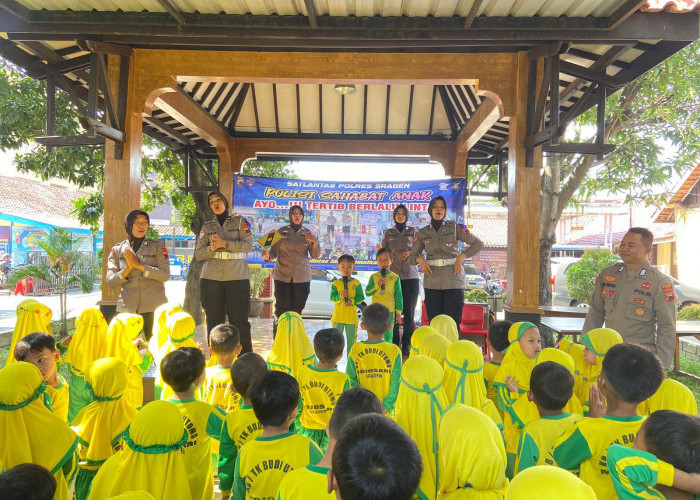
[
  {"x1": 156, "y1": 0, "x2": 186, "y2": 25},
  {"x1": 455, "y1": 95, "x2": 503, "y2": 153}
]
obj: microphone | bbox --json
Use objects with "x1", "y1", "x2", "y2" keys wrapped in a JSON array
[
  {"x1": 380, "y1": 268, "x2": 386, "y2": 295},
  {"x1": 343, "y1": 276, "x2": 351, "y2": 305}
]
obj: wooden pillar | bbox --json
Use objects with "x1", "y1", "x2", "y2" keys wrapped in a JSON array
[
  {"x1": 505, "y1": 52, "x2": 542, "y2": 320},
  {"x1": 99, "y1": 55, "x2": 143, "y2": 316},
  {"x1": 218, "y1": 137, "x2": 236, "y2": 203}
]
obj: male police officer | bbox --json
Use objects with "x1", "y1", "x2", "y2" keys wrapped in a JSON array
[{"x1": 582, "y1": 227, "x2": 676, "y2": 369}]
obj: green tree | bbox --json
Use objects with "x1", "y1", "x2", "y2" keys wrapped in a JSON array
[
  {"x1": 565, "y1": 248, "x2": 620, "y2": 304},
  {"x1": 8, "y1": 228, "x2": 98, "y2": 335}
]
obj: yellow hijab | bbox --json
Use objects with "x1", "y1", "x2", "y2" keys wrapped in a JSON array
[
  {"x1": 410, "y1": 325, "x2": 440, "y2": 357},
  {"x1": 0, "y1": 362, "x2": 78, "y2": 500},
  {"x1": 571, "y1": 328, "x2": 622, "y2": 404},
  {"x1": 5, "y1": 299, "x2": 53, "y2": 365},
  {"x1": 106, "y1": 493, "x2": 157, "y2": 500},
  {"x1": 443, "y1": 341, "x2": 502, "y2": 427},
  {"x1": 505, "y1": 466, "x2": 596, "y2": 500},
  {"x1": 72, "y1": 357, "x2": 138, "y2": 464},
  {"x1": 430, "y1": 315, "x2": 459, "y2": 343},
  {"x1": 421, "y1": 333, "x2": 452, "y2": 366},
  {"x1": 438, "y1": 404, "x2": 509, "y2": 499},
  {"x1": 493, "y1": 322, "x2": 538, "y2": 393},
  {"x1": 159, "y1": 312, "x2": 198, "y2": 358},
  {"x1": 88, "y1": 400, "x2": 191, "y2": 500},
  {"x1": 267, "y1": 312, "x2": 315, "y2": 377},
  {"x1": 394, "y1": 355, "x2": 449, "y2": 500},
  {"x1": 153, "y1": 303, "x2": 184, "y2": 350},
  {"x1": 102, "y1": 314, "x2": 144, "y2": 367},
  {"x1": 64, "y1": 307, "x2": 108, "y2": 376},
  {"x1": 638, "y1": 377, "x2": 698, "y2": 416}
]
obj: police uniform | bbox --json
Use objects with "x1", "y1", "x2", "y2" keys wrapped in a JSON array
[
  {"x1": 582, "y1": 261, "x2": 677, "y2": 369},
  {"x1": 269, "y1": 225, "x2": 321, "y2": 319},
  {"x1": 409, "y1": 220, "x2": 484, "y2": 326},
  {"x1": 195, "y1": 214, "x2": 253, "y2": 352},
  {"x1": 381, "y1": 226, "x2": 420, "y2": 354}
]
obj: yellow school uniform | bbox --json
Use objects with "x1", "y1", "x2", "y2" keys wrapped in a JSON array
[
  {"x1": 88, "y1": 400, "x2": 191, "y2": 499},
  {"x1": 0, "y1": 362, "x2": 78, "y2": 500},
  {"x1": 167, "y1": 398, "x2": 226, "y2": 500},
  {"x1": 430, "y1": 314, "x2": 460, "y2": 343},
  {"x1": 421, "y1": 333, "x2": 451, "y2": 366},
  {"x1": 442, "y1": 340, "x2": 502, "y2": 428},
  {"x1": 330, "y1": 278, "x2": 364, "y2": 324},
  {"x1": 218, "y1": 404, "x2": 264, "y2": 497},
  {"x1": 5, "y1": 299, "x2": 53, "y2": 365},
  {"x1": 493, "y1": 322, "x2": 538, "y2": 413},
  {"x1": 410, "y1": 325, "x2": 440, "y2": 357},
  {"x1": 158, "y1": 312, "x2": 199, "y2": 401},
  {"x1": 267, "y1": 312, "x2": 315, "y2": 377},
  {"x1": 102, "y1": 313, "x2": 151, "y2": 409},
  {"x1": 438, "y1": 404, "x2": 509, "y2": 499},
  {"x1": 232, "y1": 432, "x2": 323, "y2": 500},
  {"x1": 505, "y1": 466, "x2": 596, "y2": 500},
  {"x1": 637, "y1": 377, "x2": 697, "y2": 416},
  {"x1": 346, "y1": 339, "x2": 402, "y2": 413},
  {"x1": 46, "y1": 374, "x2": 70, "y2": 423},
  {"x1": 514, "y1": 413, "x2": 582, "y2": 473},
  {"x1": 152, "y1": 302, "x2": 184, "y2": 350},
  {"x1": 483, "y1": 360, "x2": 502, "y2": 418},
  {"x1": 104, "y1": 493, "x2": 157, "y2": 500},
  {"x1": 366, "y1": 270, "x2": 403, "y2": 313},
  {"x1": 277, "y1": 464, "x2": 334, "y2": 500},
  {"x1": 298, "y1": 364, "x2": 350, "y2": 449},
  {"x1": 394, "y1": 355, "x2": 449, "y2": 500},
  {"x1": 552, "y1": 414, "x2": 645, "y2": 500},
  {"x1": 606, "y1": 444, "x2": 676, "y2": 500},
  {"x1": 202, "y1": 364, "x2": 240, "y2": 413}
]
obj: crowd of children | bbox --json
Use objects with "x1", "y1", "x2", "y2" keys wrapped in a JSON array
[{"x1": 1, "y1": 247, "x2": 700, "y2": 500}]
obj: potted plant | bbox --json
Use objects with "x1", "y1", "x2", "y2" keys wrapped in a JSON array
[
  {"x1": 248, "y1": 266, "x2": 271, "y2": 317},
  {"x1": 464, "y1": 289, "x2": 490, "y2": 304}
]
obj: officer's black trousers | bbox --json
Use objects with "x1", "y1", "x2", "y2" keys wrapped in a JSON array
[
  {"x1": 424, "y1": 288, "x2": 464, "y2": 329},
  {"x1": 393, "y1": 278, "x2": 420, "y2": 356},
  {"x1": 200, "y1": 278, "x2": 252, "y2": 354},
  {"x1": 274, "y1": 279, "x2": 311, "y2": 318}
]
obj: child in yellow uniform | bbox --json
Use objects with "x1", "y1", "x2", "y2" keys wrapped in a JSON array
[
  {"x1": 607, "y1": 410, "x2": 700, "y2": 500},
  {"x1": 394, "y1": 355, "x2": 449, "y2": 500},
  {"x1": 88, "y1": 400, "x2": 191, "y2": 499},
  {"x1": 483, "y1": 320, "x2": 511, "y2": 418},
  {"x1": 72, "y1": 357, "x2": 138, "y2": 500},
  {"x1": 553, "y1": 343, "x2": 665, "y2": 500},
  {"x1": 161, "y1": 347, "x2": 225, "y2": 500},
  {"x1": 0, "y1": 362, "x2": 78, "y2": 500},
  {"x1": 558, "y1": 327, "x2": 622, "y2": 408},
  {"x1": 63, "y1": 307, "x2": 108, "y2": 422},
  {"x1": 202, "y1": 324, "x2": 242, "y2": 413},
  {"x1": 219, "y1": 353, "x2": 268, "y2": 500},
  {"x1": 346, "y1": 303, "x2": 403, "y2": 414},
  {"x1": 438, "y1": 404, "x2": 509, "y2": 499},
  {"x1": 5, "y1": 298, "x2": 52, "y2": 366},
  {"x1": 232, "y1": 371, "x2": 323, "y2": 500},
  {"x1": 637, "y1": 377, "x2": 697, "y2": 416},
  {"x1": 409, "y1": 324, "x2": 440, "y2": 357},
  {"x1": 13, "y1": 333, "x2": 70, "y2": 423},
  {"x1": 0, "y1": 463, "x2": 58, "y2": 499},
  {"x1": 442, "y1": 340, "x2": 502, "y2": 428},
  {"x1": 420, "y1": 333, "x2": 451, "y2": 366},
  {"x1": 505, "y1": 466, "x2": 596, "y2": 500},
  {"x1": 278, "y1": 387, "x2": 383, "y2": 500},
  {"x1": 430, "y1": 314, "x2": 460, "y2": 343},
  {"x1": 365, "y1": 249, "x2": 403, "y2": 342},
  {"x1": 102, "y1": 313, "x2": 152, "y2": 409},
  {"x1": 267, "y1": 311, "x2": 315, "y2": 377},
  {"x1": 157, "y1": 311, "x2": 199, "y2": 400},
  {"x1": 152, "y1": 302, "x2": 183, "y2": 350},
  {"x1": 515, "y1": 361, "x2": 583, "y2": 474},
  {"x1": 330, "y1": 254, "x2": 365, "y2": 352},
  {"x1": 297, "y1": 328, "x2": 350, "y2": 451}
]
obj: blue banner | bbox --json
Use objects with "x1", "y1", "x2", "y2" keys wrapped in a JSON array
[{"x1": 232, "y1": 175, "x2": 466, "y2": 270}]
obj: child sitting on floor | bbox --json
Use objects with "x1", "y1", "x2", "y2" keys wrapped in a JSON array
[
  {"x1": 267, "y1": 311, "x2": 315, "y2": 377},
  {"x1": 483, "y1": 320, "x2": 512, "y2": 417},
  {"x1": 202, "y1": 323, "x2": 242, "y2": 413}
]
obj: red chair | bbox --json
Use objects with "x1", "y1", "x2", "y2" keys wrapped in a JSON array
[
  {"x1": 459, "y1": 304, "x2": 490, "y2": 358},
  {"x1": 420, "y1": 300, "x2": 429, "y2": 326}
]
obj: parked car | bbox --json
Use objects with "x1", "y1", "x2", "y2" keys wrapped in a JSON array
[
  {"x1": 301, "y1": 269, "x2": 370, "y2": 318},
  {"x1": 463, "y1": 263, "x2": 487, "y2": 290}
]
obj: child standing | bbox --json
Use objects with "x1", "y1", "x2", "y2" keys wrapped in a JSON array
[
  {"x1": 552, "y1": 343, "x2": 665, "y2": 499},
  {"x1": 13, "y1": 332, "x2": 70, "y2": 423},
  {"x1": 346, "y1": 303, "x2": 402, "y2": 414},
  {"x1": 231, "y1": 371, "x2": 323, "y2": 500},
  {"x1": 483, "y1": 320, "x2": 512, "y2": 417},
  {"x1": 278, "y1": 387, "x2": 384, "y2": 500},
  {"x1": 514, "y1": 361, "x2": 583, "y2": 473},
  {"x1": 297, "y1": 328, "x2": 350, "y2": 451},
  {"x1": 202, "y1": 324, "x2": 242, "y2": 413},
  {"x1": 219, "y1": 353, "x2": 268, "y2": 500},
  {"x1": 330, "y1": 255, "x2": 365, "y2": 352},
  {"x1": 266, "y1": 311, "x2": 315, "y2": 377},
  {"x1": 161, "y1": 347, "x2": 225, "y2": 500},
  {"x1": 365, "y1": 248, "x2": 403, "y2": 343}
]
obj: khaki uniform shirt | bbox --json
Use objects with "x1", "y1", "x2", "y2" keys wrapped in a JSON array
[
  {"x1": 195, "y1": 215, "x2": 253, "y2": 281},
  {"x1": 582, "y1": 261, "x2": 677, "y2": 369},
  {"x1": 269, "y1": 225, "x2": 321, "y2": 283},
  {"x1": 106, "y1": 238, "x2": 169, "y2": 313},
  {"x1": 380, "y1": 226, "x2": 419, "y2": 280},
  {"x1": 409, "y1": 221, "x2": 484, "y2": 290}
]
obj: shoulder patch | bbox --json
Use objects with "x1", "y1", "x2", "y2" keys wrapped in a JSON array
[
  {"x1": 661, "y1": 283, "x2": 675, "y2": 302},
  {"x1": 160, "y1": 246, "x2": 168, "y2": 258},
  {"x1": 240, "y1": 218, "x2": 251, "y2": 234}
]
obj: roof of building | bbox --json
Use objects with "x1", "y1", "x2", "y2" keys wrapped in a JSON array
[{"x1": 654, "y1": 163, "x2": 700, "y2": 223}]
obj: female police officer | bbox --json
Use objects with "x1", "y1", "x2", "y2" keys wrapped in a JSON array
[
  {"x1": 409, "y1": 196, "x2": 484, "y2": 327},
  {"x1": 195, "y1": 191, "x2": 253, "y2": 353}
]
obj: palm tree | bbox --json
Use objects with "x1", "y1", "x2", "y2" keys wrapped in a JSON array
[{"x1": 9, "y1": 228, "x2": 98, "y2": 335}]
